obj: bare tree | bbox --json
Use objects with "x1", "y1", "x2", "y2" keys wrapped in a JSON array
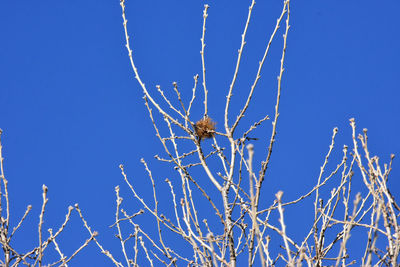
[{"x1": 0, "y1": 0, "x2": 398, "y2": 266}]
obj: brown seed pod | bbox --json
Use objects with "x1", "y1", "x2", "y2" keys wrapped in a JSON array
[{"x1": 194, "y1": 117, "x2": 216, "y2": 140}]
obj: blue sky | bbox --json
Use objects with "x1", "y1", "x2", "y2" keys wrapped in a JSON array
[{"x1": 1, "y1": 0, "x2": 399, "y2": 266}]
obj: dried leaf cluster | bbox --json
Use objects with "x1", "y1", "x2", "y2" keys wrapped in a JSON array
[{"x1": 194, "y1": 117, "x2": 216, "y2": 140}]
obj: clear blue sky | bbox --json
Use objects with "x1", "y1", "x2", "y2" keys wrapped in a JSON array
[{"x1": 1, "y1": 0, "x2": 399, "y2": 265}]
